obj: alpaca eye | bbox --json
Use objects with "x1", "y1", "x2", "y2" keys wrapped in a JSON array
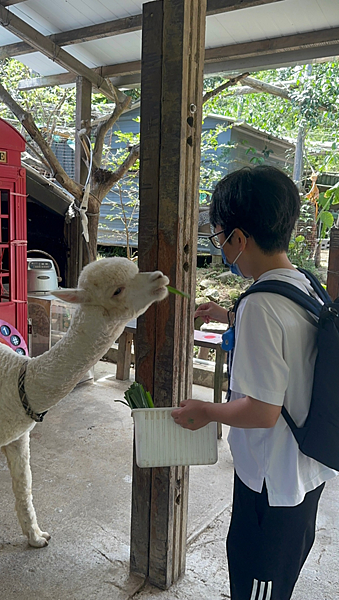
[{"x1": 113, "y1": 287, "x2": 122, "y2": 296}]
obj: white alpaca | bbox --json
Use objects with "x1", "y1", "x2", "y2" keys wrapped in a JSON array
[{"x1": 0, "y1": 257, "x2": 169, "y2": 548}]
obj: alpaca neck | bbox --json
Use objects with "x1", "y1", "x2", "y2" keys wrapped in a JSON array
[{"x1": 24, "y1": 304, "x2": 128, "y2": 413}]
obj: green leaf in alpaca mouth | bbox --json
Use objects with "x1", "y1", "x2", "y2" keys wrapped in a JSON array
[{"x1": 167, "y1": 285, "x2": 190, "y2": 299}]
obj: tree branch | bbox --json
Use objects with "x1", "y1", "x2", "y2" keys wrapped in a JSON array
[
  {"x1": 221, "y1": 86, "x2": 262, "y2": 97},
  {"x1": 224, "y1": 75, "x2": 335, "y2": 112},
  {"x1": 0, "y1": 81, "x2": 83, "y2": 201},
  {"x1": 24, "y1": 140, "x2": 53, "y2": 172},
  {"x1": 94, "y1": 143, "x2": 140, "y2": 199},
  {"x1": 242, "y1": 76, "x2": 291, "y2": 100},
  {"x1": 92, "y1": 95, "x2": 131, "y2": 169},
  {"x1": 203, "y1": 72, "x2": 249, "y2": 104}
]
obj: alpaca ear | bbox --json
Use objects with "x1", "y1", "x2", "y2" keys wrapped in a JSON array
[{"x1": 51, "y1": 288, "x2": 88, "y2": 304}]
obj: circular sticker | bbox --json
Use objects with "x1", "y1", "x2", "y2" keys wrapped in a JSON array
[
  {"x1": 0, "y1": 324, "x2": 11, "y2": 337},
  {"x1": 15, "y1": 348, "x2": 26, "y2": 355},
  {"x1": 10, "y1": 334, "x2": 21, "y2": 346},
  {"x1": 0, "y1": 320, "x2": 28, "y2": 355}
]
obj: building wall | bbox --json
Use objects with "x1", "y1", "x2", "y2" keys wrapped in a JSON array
[
  {"x1": 98, "y1": 110, "x2": 294, "y2": 249},
  {"x1": 50, "y1": 110, "x2": 294, "y2": 251}
]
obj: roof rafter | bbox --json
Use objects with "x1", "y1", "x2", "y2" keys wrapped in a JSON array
[
  {"x1": 16, "y1": 27, "x2": 339, "y2": 92},
  {"x1": 0, "y1": 4, "x2": 126, "y2": 103},
  {"x1": 0, "y1": 14, "x2": 143, "y2": 59},
  {"x1": 0, "y1": 0, "x2": 283, "y2": 60},
  {"x1": 206, "y1": 0, "x2": 283, "y2": 15},
  {"x1": 0, "y1": 0, "x2": 27, "y2": 6},
  {"x1": 205, "y1": 26, "x2": 339, "y2": 63}
]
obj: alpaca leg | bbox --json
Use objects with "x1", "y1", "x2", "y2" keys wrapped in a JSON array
[{"x1": 2, "y1": 431, "x2": 51, "y2": 547}]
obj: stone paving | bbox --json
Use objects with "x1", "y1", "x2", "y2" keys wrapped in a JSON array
[{"x1": 0, "y1": 360, "x2": 338, "y2": 599}]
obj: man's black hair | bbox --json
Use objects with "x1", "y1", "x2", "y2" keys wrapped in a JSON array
[{"x1": 209, "y1": 166, "x2": 300, "y2": 253}]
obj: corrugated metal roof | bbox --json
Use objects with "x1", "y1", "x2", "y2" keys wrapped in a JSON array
[
  {"x1": 1, "y1": 0, "x2": 338, "y2": 77},
  {"x1": 206, "y1": 0, "x2": 338, "y2": 49},
  {"x1": 24, "y1": 162, "x2": 73, "y2": 215}
]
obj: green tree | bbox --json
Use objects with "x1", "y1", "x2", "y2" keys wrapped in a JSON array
[
  {"x1": 203, "y1": 62, "x2": 339, "y2": 172},
  {"x1": 0, "y1": 58, "x2": 137, "y2": 262}
]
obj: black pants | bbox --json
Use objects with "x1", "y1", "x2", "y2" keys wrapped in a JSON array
[{"x1": 226, "y1": 473, "x2": 325, "y2": 600}]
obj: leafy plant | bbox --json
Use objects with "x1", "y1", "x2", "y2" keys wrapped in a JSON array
[
  {"x1": 115, "y1": 382, "x2": 154, "y2": 409},
  {"x1": 288, "y1": 234, "x2": 311, "y2": 267},
  {"x1": 102, "y1": 127, "x2": 140, "y2": 259},
  {"x1": 315, "y1": 182, "x2": 339, "y2": 240},
  {"x1": 199, "y1": 123, "x2": 234, "y2": 193}
]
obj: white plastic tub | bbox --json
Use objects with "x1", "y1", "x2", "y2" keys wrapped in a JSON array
[{"x1": 132, "y1": 407, "x2": 218, "y2": 468}]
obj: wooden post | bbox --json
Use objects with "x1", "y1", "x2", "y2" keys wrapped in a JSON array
[
  {"x1": 65, "y1": 76, "x2": 91, "y2": 286},
  {"x1": 130, "y1": 0, "x2": 206, "y2": 589},
  {"x1": 327, "y1": 227, "x2": 339, "y2": 300},
  {"x1": 116, "y1": 331, "x2": 134, "y2": 380}
]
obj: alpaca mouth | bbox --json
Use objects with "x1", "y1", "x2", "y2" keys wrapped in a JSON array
[{"x1": 153, "y1": 285, "x2": 168, "y2": 296}]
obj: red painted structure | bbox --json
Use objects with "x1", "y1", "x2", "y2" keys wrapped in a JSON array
[{"x1": 0, "y1": 118, "x2": 27, "y2": 343}]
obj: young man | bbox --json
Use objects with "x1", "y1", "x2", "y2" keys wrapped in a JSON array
[{"x1": 172, "y1": 166, "x2": 337, "y2": 600}]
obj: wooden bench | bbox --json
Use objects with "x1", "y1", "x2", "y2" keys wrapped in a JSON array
[{"x1": 116, "y1": 319, "x2": 227, "y2": 439}]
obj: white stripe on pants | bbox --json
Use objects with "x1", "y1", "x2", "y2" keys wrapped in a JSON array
[{"x1": 250, "y1": 579, "x2": 272, "y2": 600}]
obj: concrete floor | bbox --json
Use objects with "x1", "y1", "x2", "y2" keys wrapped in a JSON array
[{"x1": 1, "y1": 360, "x2": 338, "y2": 600}]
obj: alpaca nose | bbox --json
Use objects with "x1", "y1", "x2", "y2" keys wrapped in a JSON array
[{"x1": 150, "y1": 271, "x2": 164, "y2": 280}]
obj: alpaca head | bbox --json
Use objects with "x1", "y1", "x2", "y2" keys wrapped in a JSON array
[{"x1": 52, "y1": 257, "x2": 169, "y2": 320}]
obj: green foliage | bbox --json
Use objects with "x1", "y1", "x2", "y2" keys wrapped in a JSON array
[
  {"x1": 324, "y1": 181, "x2": 339, "y2": 204},
  {"x1": 101, "y1": 127, "x2": 140, "y2": 258},
  {"x1": 203, "y1": 62, "x2": 339, "y2": 171},
  {"x1": 315, "y1": 181, "x2": 339, "y2": 239},
  {"x1": 97, "y1": 245, "x2": 129, "y2": 258},
  {"x1": 0, "y1": 58, "x2": 76, "y2": 130},
  {"x1": 244, "y1": 145, "x2": 273, "y2": 165},
  {"x1": 288, "y1": 234, "x2": 311, "y2": 267},
  {"x1": 199, "y1": 123, "x2": 234, "y2": 194},
  {"x1": 115, "y1": 382, "x2": 154, "y2": 409}
]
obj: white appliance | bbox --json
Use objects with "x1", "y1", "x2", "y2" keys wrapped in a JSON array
[{"x1": 27, "y1": 258, "x2": 58, "y2": 293}]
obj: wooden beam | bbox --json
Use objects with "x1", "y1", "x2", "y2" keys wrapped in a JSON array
[
  {"x1": 131, "y1": 0, "x2": 206, "y2": 588},
  {"x1": 327, "y1": 228, "x2": 339, "y2": 301},
  {"x1": 0, "y1": 0, "x2": 26, "y2": 6},
  {"x1": 0, "y1": 14, "x2": 143, "y2": 59},
  {"x1": 17, "y1": 60, "x2": 143, "y2": 91},
  {"x1": 206, "y1": 0, "x2": 283, "y2": 15},
  {"x1": 18, "y1": 73, "x2": 77, "y2": 90},
  {"x1": 129, "y1": 2, "x2": 164, "y2": 579},
  {"x1": 204, "y1": 42, "x2": 339, "y2": 75},
  {"x1": 0, "y1": 0, "x2": 283, "y2": 60},
  {"x1": 205, "y1": 27, "x2": 339, "y2": 63},
  {"x1": 0, "y1": 4, "x2": 123, "y2": 103},
  {"x1": 16, "y1": 26, "x2": 339, "y2": 93}
]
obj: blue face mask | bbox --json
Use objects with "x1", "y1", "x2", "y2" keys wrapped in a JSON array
[{"x1": 221, "y1": 247, "x2": 250, "y2": 280}]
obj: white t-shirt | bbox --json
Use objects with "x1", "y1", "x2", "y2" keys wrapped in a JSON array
[{"x1": 228, "y1": 268, "x2": 337, "y2": 507}]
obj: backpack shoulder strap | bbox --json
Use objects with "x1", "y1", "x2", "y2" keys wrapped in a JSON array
[
  {"x1": 297, "y1": 268, "x2": 331, "y2": 303},
  {"x1": 234, "y1": 280, "x2": 322, "y2": 318}
]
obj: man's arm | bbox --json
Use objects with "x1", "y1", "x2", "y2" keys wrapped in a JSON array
[{"x1": 171, "y1": 396, "x2": 281, "y2": 431}]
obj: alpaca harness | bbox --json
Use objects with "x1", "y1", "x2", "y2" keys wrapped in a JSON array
[{"x1": 18, "y1": 362, "x2": 47, "y2": 422}]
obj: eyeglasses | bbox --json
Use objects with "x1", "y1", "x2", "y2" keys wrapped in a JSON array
[
  {"x1": 208, "y1": 228, "x2": 249, "y2": 249},
  {"x1": 208, "y1": 229, "x2": 229, "y2": 249}
]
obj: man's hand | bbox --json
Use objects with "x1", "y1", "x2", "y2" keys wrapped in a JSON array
[
  {"x1": 194, "y1": 302, "x2": 229, "y2": 324},
  {"x1": 171, "y1": 399, "x2": 211, "y2": 430},
  {"x1": 172, "y1": 396, "x2": 281, "y2": 430}
]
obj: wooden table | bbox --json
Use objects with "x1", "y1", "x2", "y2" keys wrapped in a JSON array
[{"x1": 116, "y1": 320, "x2": 227, "y2": 439}]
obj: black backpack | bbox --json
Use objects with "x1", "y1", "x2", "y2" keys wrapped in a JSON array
[{"x1": 224, "y1": 268, "x2": 339, "y2": 471}]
